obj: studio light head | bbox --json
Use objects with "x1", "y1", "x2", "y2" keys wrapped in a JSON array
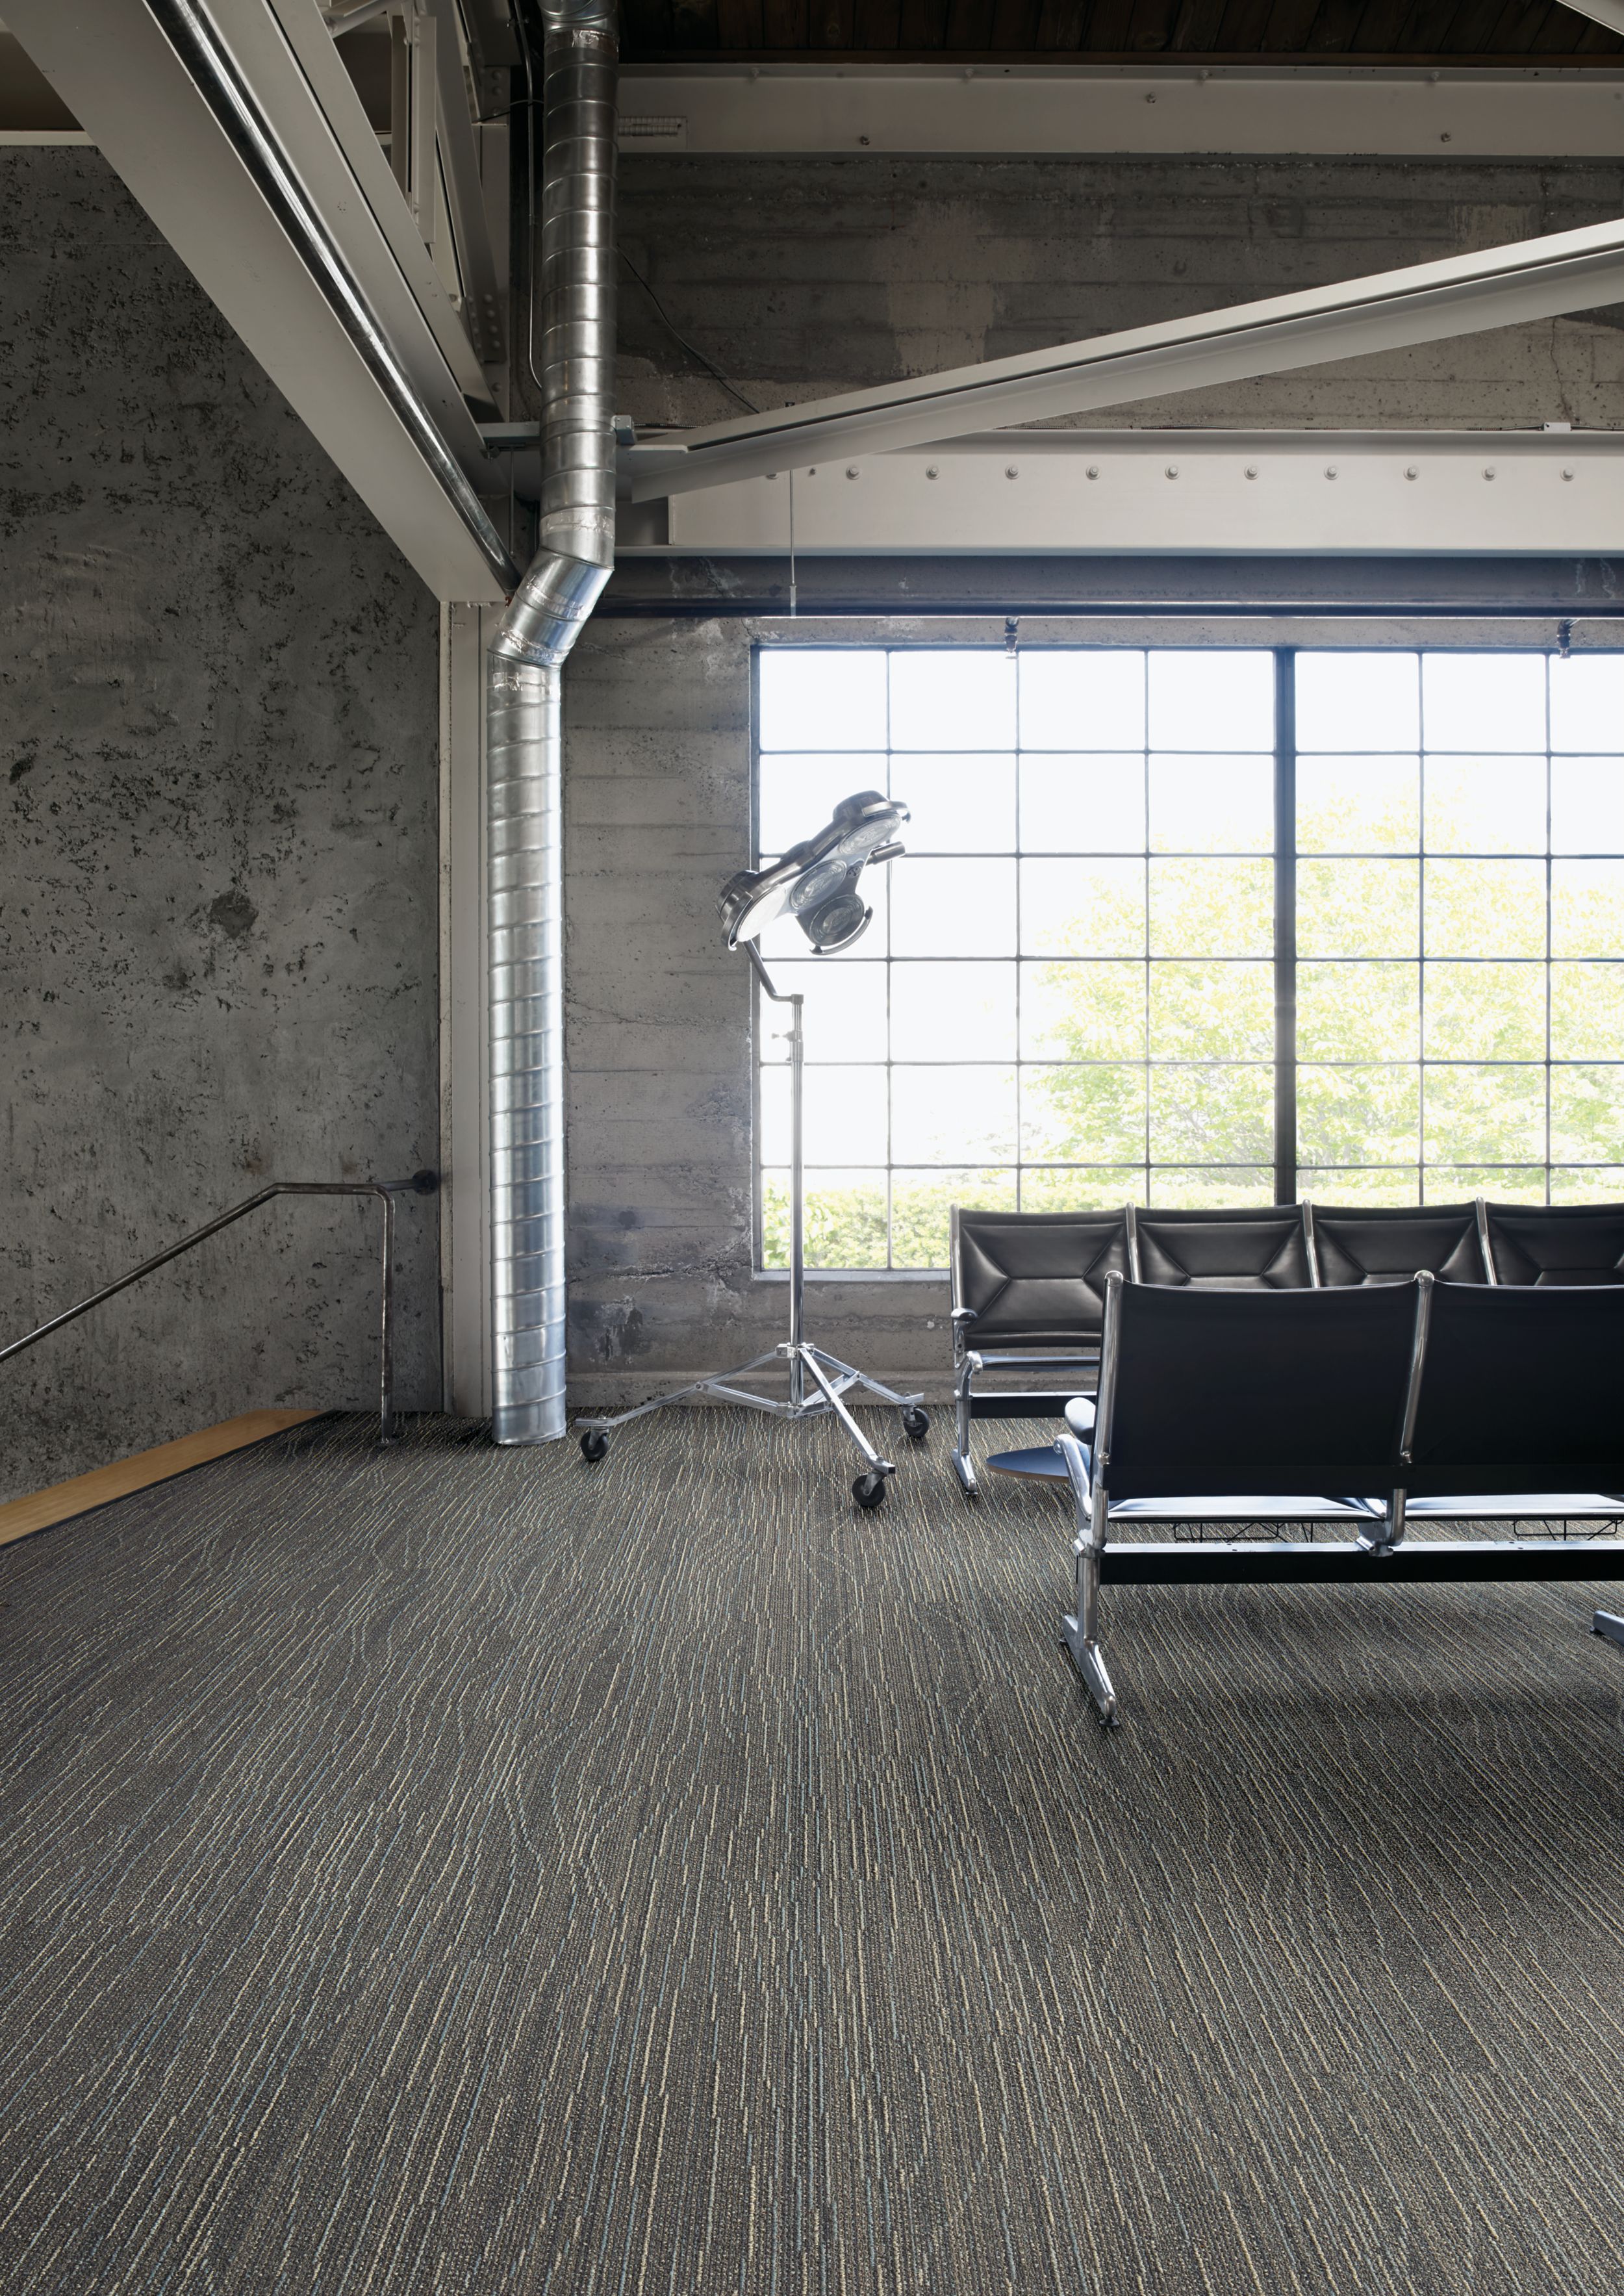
[{"x1": 718, "y1": 790, "x2": 908, "y2": 954}]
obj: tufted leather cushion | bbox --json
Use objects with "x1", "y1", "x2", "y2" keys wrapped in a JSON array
[
  {"x1": 1136, "y1": 1210, "x2": 1310, "y2": 1290},
  {"x1": 1484, "y1": 1203, "x2": 1624, "y2": 1287},
  {"x1": 952, "y1": 1209, "x2": 1130, "y2": 1344},
  {"x1": 1313, "y1": 1204, "x2": 1486, "y2": 1286}
]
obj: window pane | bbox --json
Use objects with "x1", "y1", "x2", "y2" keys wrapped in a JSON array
[
  {"x1": 1148, "y1": 756, "x2": 1273, "y2": 853},
  {"x1": 1423, "y1": 860, "x2": 1545, "y2": 959},
  {"x1": 1148, "y1": 961, "x2": 1273, "y2": 1059},
  {"x1": 1021, "y1": 858, "x2": 1145, "y2": 956},
  {"x1": 1149, "y1": 1064, "x2": 1273, "y2": 1164},
  {"x1": 1549, "y1": 654, "x2": 1624, "y2": 751},
  {"x1": 762, "y1": 1065, "x2": 889, "y2": 1165},
  {"x1": 1298, "y1": 1065, "x2": 1419, "y2": 1165},
  {"x1": 1021, "y1": 1166, "x2": 1146, "y2": 1210},
  {"x1": 1298, "y1": 962, "x2": 1419, "y2": 1062},
  {"x1": 1551, "y1": 963, "x2": 1624, "y2": 1060},
  {"x1": 1424, "y1": 757, "x2": 1545, "y2": 855},
  {"x1": 758, "y1": 960, "x2": 887, "y2": 1064},
  {"x1": 1422, "y1": 962, "x2": 1545, "y2": 1060},
  {"x1": 1147, "y1": 651, "x2": 1274, "y2": 748},
  {"x1": 759, "y1": 652, "x2": 887, "y2": 750},
  {"x1": 1021, "y1": 1065, "x2": 1147, "y2": 1162},
  {"x1": 763, "y1": 1170, "x2": 888, "y2": 1270},
  {"x1": 891, "y1": 1065, "x2": 1017, "y2": 1163},
  {"x1": 890, "y1": 960, "x2": 1015, "y2": 1062},
  {"x1": 1551, "y1": 1166, "x2": 1624, "y2": 1205},
  {"x1": 1297, "y1": 756, "x2": 1419, "y2": 854},
  {"x1": 896, "y1": 755, "x2": 1015, "y2": 852},
  {"x1": 757, "y1": 754, "x2": 891, "y2": 856},
  {"x1": 1019, "y1": 754, "x2": 1145, "y2": 852},
  {"x1": 890, "y1": 857, "x2": 1016, "y2": 958},
  {"x1": 1424, "y1": 1065, "x2": 1545, "y2": 1165},
  {"x1": 889, "y1": 651, "x2": 1017, "y2": 749},
  {"x1": 1551, "y1": 758, "x2": 1624, "y2": 854},
  {"x1": 1149, "y1": 858, "x2": 1272, "y2": 956},
  {"x1": 1300, "y1": 1166, "x2": 1420, "y2": 1207},
  {"x1": 1020, "y1": 960, "x2": 1145, "y2": 1060},
  {"x1": 1299, "y1": 860, "x2": 1419, "y2": 958},
  {"x1": 1550, "y1": 1067, "x2": 1624, "y2": 1165},
  {"x1": 891, "y1": 1169, "x2": 1015, "y2": 1268},
  {"x1": 1422, "y1": 654, "x2": 1547, "y2": 751},
  {"x1": 1019, "y1": 650, "x2": 1145, "y2": 749},
  {"x1": 1553, "y1": 860, "x2": 1624, "y2": 957},
  {"x1": 1425, "y1": 1166, "x2": 1546, "y2": 1206},
  {"x1": 1148, "y1": 1169, "x2": 1275, "y2": 1208},
  {"x1": 1296, "y1": 653, "x2": 1419, "y2": 751}
]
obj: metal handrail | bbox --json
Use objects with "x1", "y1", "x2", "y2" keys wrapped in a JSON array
[{"x1": 0, "y1": 1173, "x2": 437, "y2": 1443}]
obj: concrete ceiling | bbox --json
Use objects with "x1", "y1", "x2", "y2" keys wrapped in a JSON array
[{"x1": 621, "y1": 1, "x2": 1624, "y2": 66}]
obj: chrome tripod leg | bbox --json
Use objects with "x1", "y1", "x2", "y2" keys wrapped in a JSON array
[
  {"x1": 802, "y1": 1346, "x2": 924, "y2": 1411},
  {"x1": 576, "y1": 1351, "x2": 785, "y2": 1433},
  {"x1": 799, "y1": 1347, "x2": 894, "y2": 1475}
]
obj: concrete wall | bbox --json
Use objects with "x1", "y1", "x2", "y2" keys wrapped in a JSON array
[
  {"x1": 618, "y1": 153, "x2": 1624, "y2": 431},
  {"x1": 568, "y1": 152, "x2": 1624, "y2": 1405},
  {"x1": 0, "y1": 149, "x2": 442, "y2": 1503}
]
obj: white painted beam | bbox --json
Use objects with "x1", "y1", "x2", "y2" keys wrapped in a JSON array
[
  {"x1": 624, "y1": 431, "x2": 1624, "y2": 558},
  {"x1": 6, "y1": 0, "x2": 509, "y2": 602},
  {"x1": 635, "y1": 218, "x2": 1624, "y2": 502},
  {"x1": 1564, "y1": 3, "x2": 1624, "y2": 40},
  {"x1": 617, "y1": 63, "x2": 1624, "y2": 160}
]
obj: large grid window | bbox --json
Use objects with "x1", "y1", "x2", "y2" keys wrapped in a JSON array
[{"x1": 753, "y1": 646, "x2": 1624, "y2": 1271}]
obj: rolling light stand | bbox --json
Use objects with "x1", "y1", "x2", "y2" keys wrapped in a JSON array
[{"x1": 575, "y1": 793, "x2": 930, "y2": 1509}]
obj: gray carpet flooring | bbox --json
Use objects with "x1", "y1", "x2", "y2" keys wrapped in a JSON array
[{"x1": 2, "y1": 1410, "x2": 1624, "y2": 2295}]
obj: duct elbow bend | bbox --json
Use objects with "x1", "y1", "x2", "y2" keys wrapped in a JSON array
[{"x1": 491, "y1": 550, "x2": 613, "y2": 670}]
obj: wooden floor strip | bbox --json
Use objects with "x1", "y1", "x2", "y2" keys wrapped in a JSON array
[{"x1": 0, "y1": 1411, "x2": 325, "y2": 1548}]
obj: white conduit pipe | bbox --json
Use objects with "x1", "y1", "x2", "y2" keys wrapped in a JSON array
[{"x1": 487, "y1": 1, "x2": 618, "y2": 1443}]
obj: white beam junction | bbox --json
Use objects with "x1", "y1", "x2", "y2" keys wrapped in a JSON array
[{"x1": 620, "y1": 429, "x2": 1622, "y2": 558}]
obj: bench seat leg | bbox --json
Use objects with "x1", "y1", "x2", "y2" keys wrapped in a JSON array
[
  {"x1": 1062, "y1": 1608, "x2": 1119, "y2": 1728},
  {"x1": 1059, "y1": 1436, "x2": 1119, "y2": 1726},
  {"x1": 950, "y1": 1350, "x2": 980, "y2": 1497},
  {"x1": 1594, "y1": 1609, "x2": 1624, "y2": 1653}
]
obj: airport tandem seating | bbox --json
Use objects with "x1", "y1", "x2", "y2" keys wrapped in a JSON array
[
  {"x1": 948, "y1": 1198, "x2": 1496, "y2": 1495},
  {"x1": 1050, "y1": 1273, "x2": 1624, "y2": 1728}
]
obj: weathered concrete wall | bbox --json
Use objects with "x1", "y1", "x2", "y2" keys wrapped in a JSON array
[
  {"x1": 570, "y1": 152, "x2": 1624, "y2": 1405},
  {"x1": 618, "y1": 153, "x2": 1624, "y2": 429},
  {"x1": 0, "y1": 150, "x2": 441, "y2": 1503}
]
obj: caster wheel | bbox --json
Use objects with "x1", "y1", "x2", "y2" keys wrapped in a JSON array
[
  {"x1": 853, "y1": 1470, "x2": 888, "y2": 1510},
  {"x1": 901, "y1": 1406, "x2": 930, "y2": 1442},
  {"x1": 579, "y1": 1430, "x2": 609, "y2": 1463}
]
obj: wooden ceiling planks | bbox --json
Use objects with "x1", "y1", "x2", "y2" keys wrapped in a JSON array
[{"x1": 619, "y1": 0, "x2": 1624, "y2": 58}]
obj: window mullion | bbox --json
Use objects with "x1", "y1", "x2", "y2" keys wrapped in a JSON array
[{"x1": 1273, "y1": 648, "x2": 1298, "y2": 1206}]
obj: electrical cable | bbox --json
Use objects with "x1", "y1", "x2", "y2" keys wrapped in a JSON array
[{"x1": 618, "y1": 248, "x2": 759, "y2": 413}]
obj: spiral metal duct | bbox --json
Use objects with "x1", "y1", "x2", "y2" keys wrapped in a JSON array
[{"x1": 487, "y1": 1, "x2": 618, "y2": 1443}]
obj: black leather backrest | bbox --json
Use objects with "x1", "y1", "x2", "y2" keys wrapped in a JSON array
[
  {"x1": 1484, "y1": 1204, "x2": 1624, "y2": 1287},
  {"x1": 1312, "y1": 1203, "x2": 1486, "y2": 1286},
  {"x1": 952, "y1": 1208, "x2": 1130, "y2": 1342},
  {"x1": 1410, "y1": 1281, "x2": 1624, "y2": 1483},
  {"x1": 1136, "y1": 1210, "x2": 1310, "y2": 1290},
  {"x1": 1104, "y1": 1281, "x2": 1417, "y2": 1498}
]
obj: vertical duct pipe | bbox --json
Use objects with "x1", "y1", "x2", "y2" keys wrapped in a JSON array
[{"x1": 487, "y1": 1, "x2": 618, "y2": 1443}]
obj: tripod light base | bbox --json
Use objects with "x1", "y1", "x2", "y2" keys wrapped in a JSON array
[{"x1": 575, "y1": 1342, "x2": 926, "y2": 1491}]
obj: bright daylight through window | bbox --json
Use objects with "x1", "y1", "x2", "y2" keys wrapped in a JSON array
[{"x1": 752, "y1": 645, "x2": 1624, "y2": 1272}]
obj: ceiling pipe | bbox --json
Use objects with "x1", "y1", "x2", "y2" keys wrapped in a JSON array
[{"x1": 486, "y1": 0, "x2": 618, "y2": 1444}]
